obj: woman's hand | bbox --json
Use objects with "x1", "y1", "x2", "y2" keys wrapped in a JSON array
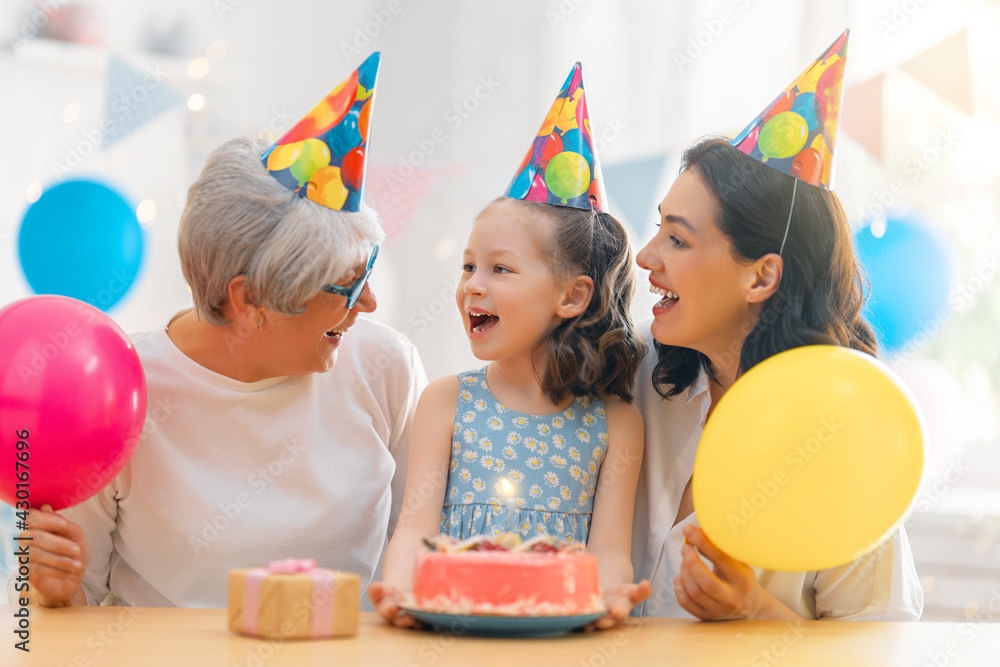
[
  {"x1": 367, "y1": 582, "x2": 421, "y2": 628},
  {"x1": 21, "y1": 505, "x2": 90, "y2": 607},
  {"x1": 590, "y1": 580, "x2": 652, "y2": 630},
  {"x1": 674, "y1": 525, "x2": 800, "y2": 621}
]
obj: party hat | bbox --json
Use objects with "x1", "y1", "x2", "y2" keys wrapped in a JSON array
[
  {"x1": 731, "y1": 30, "x2": 849, "y2": 189},
  {"x1": 261, "y1": 52, "x2": 380, "y2": 211},
  {"x1": 504, "y1": 62, "x2": 607, "y2": 211}
]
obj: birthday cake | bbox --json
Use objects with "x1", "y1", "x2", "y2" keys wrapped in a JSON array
[{"x1": 411, "y1": 534, "x2": 604, "y2": 616}]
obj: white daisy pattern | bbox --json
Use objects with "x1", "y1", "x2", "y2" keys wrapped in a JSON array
[{"x1": 442, "y1": 368, "x2": 609, "y2": 546}]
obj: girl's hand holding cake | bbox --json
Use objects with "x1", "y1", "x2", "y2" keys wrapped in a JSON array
[{"x1": 368, "y1": 581, "x2": 420, "y2": 628}]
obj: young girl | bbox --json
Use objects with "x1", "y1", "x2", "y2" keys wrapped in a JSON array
[
  {"x1": 372, "y1": 196, "x2": 649, "y2": 627},
  {"x1": 371, "y1": 62, "x2": 650, "y2": 628}
]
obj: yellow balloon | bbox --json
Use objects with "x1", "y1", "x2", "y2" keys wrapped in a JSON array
[
  {"x1": 306, "y1": 165, "x2": 348, "y2": 210},
  {"x1": 266, "y1": 142, "x2": 302, "y2": 171},
  {"x1": 693, "y1": 346, "x2": 924, "y2": 572}
]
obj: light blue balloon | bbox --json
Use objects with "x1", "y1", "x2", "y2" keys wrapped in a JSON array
[
  {"x1": 791, "y1": 92, "x2": 818, "y2": 131},
  {"x1": 18, "y1": 180, "x2": 144, "y2": 312},
  {"x1": 853, "y1": 211, "x2": 958, "y2": 353}
]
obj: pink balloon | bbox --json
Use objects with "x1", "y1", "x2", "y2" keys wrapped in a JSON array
[
  {"x1": 525, "y1": 172, "x2": 549, "y2": 202},
  {"x1": 0, "y1": 295, "x2": 146, "y2": 510}
]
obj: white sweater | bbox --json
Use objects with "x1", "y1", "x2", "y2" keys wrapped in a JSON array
[{"x1": 25, "y1": 315, "x2": 426, "y2": 608}]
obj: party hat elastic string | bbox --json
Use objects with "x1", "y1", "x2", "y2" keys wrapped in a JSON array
[{"x1": 779, "y1": 178, "x2": 798, "y2": 256}]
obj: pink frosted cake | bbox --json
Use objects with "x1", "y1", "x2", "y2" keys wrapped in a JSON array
[{"x1": 411, "y1": 534, "x2": 604, "y2": 616}]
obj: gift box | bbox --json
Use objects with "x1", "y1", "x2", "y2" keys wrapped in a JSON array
[{"x1": 228, "y1": 559, "x2": 360, "y2": 639}]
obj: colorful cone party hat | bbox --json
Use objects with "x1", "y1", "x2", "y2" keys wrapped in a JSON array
[
  {"x1": 731, "y1": 30, "x2": 849, "y2": 189},
  {"x1": 503, "y1": 62, "x2": 607, "y2": 212},
  {"x1": 261, "y1": 52, "x2": 380, "y2": 211}
]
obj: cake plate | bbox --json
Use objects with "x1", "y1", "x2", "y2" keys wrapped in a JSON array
[{"x1": 401, "y1": 608, "x2": 605, "y2": 638}]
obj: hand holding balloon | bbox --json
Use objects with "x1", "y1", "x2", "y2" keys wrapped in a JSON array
[
  {"x1": 673, "y1": 525, "x2": 800, "y2": 621},
  {"x1": 19, "y1": 505, "x2": 91, "y2": 607}
]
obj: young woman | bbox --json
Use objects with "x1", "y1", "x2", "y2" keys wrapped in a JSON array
[{"x1": 631, "y1": 137, "x2": 923, "y2": 621}]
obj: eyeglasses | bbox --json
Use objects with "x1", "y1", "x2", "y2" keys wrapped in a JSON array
[{"x1": 320, "y1": 245, "x2": 379, "y2": 308}]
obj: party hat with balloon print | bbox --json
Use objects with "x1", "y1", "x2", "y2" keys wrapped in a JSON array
[
  {"x1": 731, "y1": 30, "x2": 849, "y2": 189},
  {"x1": 261, "y1": 52, "x2": 380, "y2": 211},
  {"x1": 503, "y1": 62, "x2": 607, "y2": 211}
]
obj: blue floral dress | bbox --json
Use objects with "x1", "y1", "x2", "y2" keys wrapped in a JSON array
[{"x1": 441, "y1": 367, "x2": 608, "y2": 544}]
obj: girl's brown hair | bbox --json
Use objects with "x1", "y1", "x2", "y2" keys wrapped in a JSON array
[{"x1": 480, "y1": 197, "x2": 647, "y2": 404}]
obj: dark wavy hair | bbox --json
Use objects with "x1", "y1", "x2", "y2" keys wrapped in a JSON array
[
  {"x1": 652, "y1": 137, "x2": 878, "y2": 399},
  {"x1": 480, "y1": 197, "x2": 647, "y2": 404}
]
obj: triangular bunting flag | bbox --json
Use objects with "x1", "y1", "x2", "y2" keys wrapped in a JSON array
[
  {"x1": 603, "y1": 155, "x2": 667, "y2": 237},
  {"x1": 366, "y1": 163, "x2": 462, "y2": 244},
  {"x1": 103, "y1": 55, "x2": 183, "y2": 148},
  {"x1": 899, "y1": 30, "x2": 973, "y2": 115},
  {"x1": 843, "y1": 75, "x2": 884, "y2": 160}
]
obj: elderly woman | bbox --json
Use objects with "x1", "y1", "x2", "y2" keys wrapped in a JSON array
[{"x1": 16, "y1": 134, "x2": 427, "y2": 607}]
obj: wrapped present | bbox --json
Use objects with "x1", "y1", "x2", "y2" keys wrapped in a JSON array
[{"x1": 228, "y1": 558, "x2": 359, "y2": 639}]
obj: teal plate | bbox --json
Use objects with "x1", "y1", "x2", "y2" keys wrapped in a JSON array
[{"x1": 401, "y1": 608, "x2": 604, "y2": 638}]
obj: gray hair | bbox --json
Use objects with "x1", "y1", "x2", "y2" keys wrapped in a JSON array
[{"x1": 178, "y1": 134, "x2": 384, "y2": 326}]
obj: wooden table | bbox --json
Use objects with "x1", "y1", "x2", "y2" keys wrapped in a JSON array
[{"x1": 3, "y1": 605, "x2": 998, "y2": 666}]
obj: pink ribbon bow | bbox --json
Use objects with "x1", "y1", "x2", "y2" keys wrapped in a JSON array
[{"x1": 267, "y1": 558, "x2": 317, "y2": 573}]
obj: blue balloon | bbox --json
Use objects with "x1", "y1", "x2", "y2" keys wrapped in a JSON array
[
  {"x1": 18, "y1": 180, "x2": 143, "y2": 312},
  {"x1": 507, "y1": 165, "x2": 536, "y2": 199},
  {"x1": 853, "y1": 211, "x2": 958, "y2": 353},
  {"x1": 328, "y1": 110, "x2": 362, "y2": 158},
  {"x1": 790, "y1": 92, "x2": 818, "y2": 131},
  {"x1": 559, "y1": 128, "x2": 592, "y2": 166}
]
